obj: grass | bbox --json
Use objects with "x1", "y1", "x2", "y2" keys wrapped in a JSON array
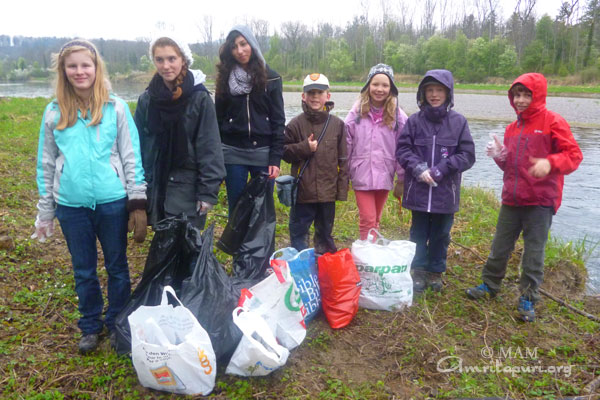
[{"x1": 0, "y1": 97, "x2": 598, "y2": 399}]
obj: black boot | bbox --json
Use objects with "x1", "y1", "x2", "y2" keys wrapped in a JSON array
[
  {"x1": 412, "y1": 269, "x2": 427, "y2": 294},
  {"x1": 426, "y1": 272, "x2": 443, "y2": 292}
]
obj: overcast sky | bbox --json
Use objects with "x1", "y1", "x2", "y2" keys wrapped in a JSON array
[{"x1": 3, "y1": 0, "x2": 568, "y2": 42}]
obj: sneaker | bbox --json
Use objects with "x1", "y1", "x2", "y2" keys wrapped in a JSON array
[
  {"x1": 466, "y1": 282, "x2": 497, "y2": 300},
  {"x1": 412, "y1": 269, "x2": 427, "y2": 293},
  {"x1": 518, "y1": 296, "x2": 536, "y2": 322},
  {"x1": 78, "y1": 333, "x2": 99, "y2": 354},
  {"x1": 426, "y1": 272, "x2": 443, "y2": 292}
]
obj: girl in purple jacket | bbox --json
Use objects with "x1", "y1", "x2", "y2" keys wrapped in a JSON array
[
  {"x1": 396, "y1": 69, "x2": 475, "y2": 293},
  {"x1": 345, "y1": 64, "x2": 408, "y2": 240}
]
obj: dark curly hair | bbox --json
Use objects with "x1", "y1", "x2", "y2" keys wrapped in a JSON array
[{"x1": 215, "y1": 30, "x2": 266, "y2": 97}]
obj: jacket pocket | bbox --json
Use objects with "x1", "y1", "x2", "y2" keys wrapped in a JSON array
[{"x1": 164, "y1": 168, "x2": 197, "y2": 216}]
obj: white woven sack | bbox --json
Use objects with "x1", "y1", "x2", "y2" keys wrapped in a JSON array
[
  {"x1": 239, "y1": 259, "x2": 307, "y2": 350},
  {"x1": 226, "y1": 307, "x2": 290, "y2": 376},
  {"x1": 129, "y1": 286, "x2": 216, "y2": 395},
  {"x1": 351, "y1": 229, "x2": 415, "y2": 310}
]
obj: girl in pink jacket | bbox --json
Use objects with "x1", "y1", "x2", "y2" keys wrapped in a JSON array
[{"x1": 345, "y1": 64, "x2": 408, "y2": 240}]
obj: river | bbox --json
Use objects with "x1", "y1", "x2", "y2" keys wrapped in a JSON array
[{"x1": 2, "y1": 82, "x2": 599, "y2": 294}]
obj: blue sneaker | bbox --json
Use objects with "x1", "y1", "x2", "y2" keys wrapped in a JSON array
[
  {"x1": 466, "y1": 282, "x2": 497, "y2": 299},
  {"x1": 518, "y1": 296, "x2": 536, "y2": 322}
]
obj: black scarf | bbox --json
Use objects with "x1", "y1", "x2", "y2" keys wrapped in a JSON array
[{"x1": 146, "y1": 71, "x2": 204, "y2": 221}]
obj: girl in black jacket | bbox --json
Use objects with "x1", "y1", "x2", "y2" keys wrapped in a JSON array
[
  {"x1": 215, "y1": 26, "x2": 286, "y2": 215},
  {"x1": 135, "y1": 35, "x2": 225, "y2": 229}
]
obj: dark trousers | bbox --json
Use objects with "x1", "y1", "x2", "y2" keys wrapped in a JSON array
[
  {"x1": 289, "y1": 202, "x2": 337, "y2": 256},
  {"x1": 410, "y1": 210, "x2": 455, "y2": 274},
  {"x1": 56, "y1": 198, "x2": 130, "y2": 334},
  {"x1": 224, "y1": 164, "x2": 272, "y2": 216},
  {"x1": 482, "y1": 205, "x2": 553, "y2": 303}
]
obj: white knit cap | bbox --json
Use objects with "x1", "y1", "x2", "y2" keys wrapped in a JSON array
[{"x1": 149, "y1": 33, "x2": 194, "y2": 66}]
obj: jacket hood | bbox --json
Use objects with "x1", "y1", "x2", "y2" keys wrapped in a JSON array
[
  {"x1": 229, "y1": 25, "x2": 266, "y2": 66},
  {"x1": 190, "y1": 69, "x2": 206, "y2": 86},
  {"x1": 417, "y1": 69, "x2": 454, "y2": 110},
  {"x1": 508, "y1": 73, "x2": 547, "y2": 119},
  {"x1": 302, "y1": 100, "x2": 334, "y2": 123}
]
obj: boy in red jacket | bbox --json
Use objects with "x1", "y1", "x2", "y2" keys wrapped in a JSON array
[{"x1": 466, "y1": 73, "x2": 583, "y2": 322}]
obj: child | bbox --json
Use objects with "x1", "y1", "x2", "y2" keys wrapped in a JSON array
[
  {"x1": 345, "y1": 64, "x2": 408, "y2": 240},
  {"x1": 32, "y1": 39, "x2": 146, "y2": 353},
  {"x1": 466, "y1": 73, "x2": 583, "y2": 322},
  {"x1": 135, "y1": 34, "x2": 225, "y2": 230},
  {"x1": 396, "y1": 69, "x2": 476, "y2": 293},
  {"x1": 282, "y1": 73, "x2": 348, "y2": 255}
]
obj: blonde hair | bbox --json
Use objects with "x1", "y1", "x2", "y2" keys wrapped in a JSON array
[
  {"x1": 53, "y1": 39, "x2": 110, "y2": 130},
  {"x1": 151, "y1": 37, "x2": 189, "y2": 100},
  {"x1": 359, "y1": 90, "x2": 398, "y2": 129}
]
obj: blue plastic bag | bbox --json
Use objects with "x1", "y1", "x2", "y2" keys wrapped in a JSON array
[{"x1": 271, "y1": 248, "x2": 321, "y2": 322}]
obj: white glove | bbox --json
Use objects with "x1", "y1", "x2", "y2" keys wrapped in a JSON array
[
  {"x1": 31, "y1": 216, "x2": 55, "y2": 243},
  {"x1": 486, "y1": 133, "x2": 507, "y2": 161},
  {"x1": 196, "y1": 201, "x2": 214, "y2": 216},
  {"x1": 418, "y1": 170, "x2": 438, "y2": 187}
]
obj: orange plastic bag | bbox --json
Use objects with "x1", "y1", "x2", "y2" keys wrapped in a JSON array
[{"x1": 317, "y1": 249, "x2": 362, "y2": 329}]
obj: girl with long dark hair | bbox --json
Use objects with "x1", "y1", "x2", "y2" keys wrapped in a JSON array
[{"x1": 215, "y1": 26, "x2": 285, "y2": 215}]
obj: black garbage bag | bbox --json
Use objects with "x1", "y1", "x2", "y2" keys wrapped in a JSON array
[
  {"x1": 113, "y1": 216, "x2": 201, "y2": 355},
  {"x1": 180, "y1": 223, "x2": 244, "y2": 364},
  {"x1": 218, "y1": 174, "x2": 276, "y2": 280}
]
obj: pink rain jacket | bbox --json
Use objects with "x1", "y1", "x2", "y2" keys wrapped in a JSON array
[{"x1": 345, "y1": 101, "x2": 408, "y2": 191}]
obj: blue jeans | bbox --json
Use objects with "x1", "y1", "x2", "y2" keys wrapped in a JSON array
[
  {"x1": 56, "y1": 198, "x2": 130, "y2": 334},
  {"x1": 410, "y1": 210, "x2": 455, "y2": 274},
  {"x1": 224, "y1": 164, "x2": 272, "y2": 216}
]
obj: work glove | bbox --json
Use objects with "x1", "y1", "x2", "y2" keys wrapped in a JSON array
[
  {"x1": 127, "y1": 199, "x2": 147, "y2": 243},
  {"x1": 393, "y1": 179, "x2": 404, "y2": 199},
  {"x1": 31, "y1": 216, "x2": 55, "y2": 243},
  {"x1": 418, "y1": 170, "x2": 438, "y2": 187},
  {"x1": 486, "y1": 133, "x2": 507, "y2": 161},
  {"x1": 196, "y1": 201, "x2": 213, "y2": 216}
]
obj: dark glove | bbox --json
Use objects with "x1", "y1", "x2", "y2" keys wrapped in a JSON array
[
  {"x1": 127, "y1": 199, "x2": 147, "y2": 243},
  {"x1": 429, "y1": 166, "x2": 444, "y2": 183}
]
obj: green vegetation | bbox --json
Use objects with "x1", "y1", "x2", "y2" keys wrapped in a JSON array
[{"x1": 0, "y1": 98, "x2": 598, "y2": 399}]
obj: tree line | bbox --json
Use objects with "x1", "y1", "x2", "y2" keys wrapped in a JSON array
[{"x1": 1, "y1": 0, "x2": 599, "y2": 84}]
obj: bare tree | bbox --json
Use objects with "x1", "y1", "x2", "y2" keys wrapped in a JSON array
[
  {"x1": 422, "y1": 0, "x2": 438, "y2": 38},
  {"x1": 439, "y1": 0, "x2": 451, "y2": 33},
  {"x1": 250, "y1": 19, "x2": 270, "y2": 52},
  {"x1": 514, "y1": 0, "x2": 537, "y2": 21},
  {"x1": 196, "y1": 15, "x2": 214, "y2": 56}
]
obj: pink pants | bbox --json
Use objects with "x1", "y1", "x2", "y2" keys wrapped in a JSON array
[{"x1": 355, "y1": 190, "x2": 389, "y2": 240}]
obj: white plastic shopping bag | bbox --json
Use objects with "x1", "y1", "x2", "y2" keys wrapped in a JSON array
[
  {"x1": 351, "y1": 229, "x2": 415, "y2": 310},
  {"x1": 238, "y1": 259, "x2": 307, "y2": 350},
  {"x1": 129, "y1": 286, "x2": 216, "y2": 395},
  {"x1": 226, "y1": 307, "x2": 290, "y2": 376}
]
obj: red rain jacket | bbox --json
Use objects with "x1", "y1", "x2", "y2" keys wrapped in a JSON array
[{"x1": 496, "y1": 73, "x2": 582, "y2": 213}]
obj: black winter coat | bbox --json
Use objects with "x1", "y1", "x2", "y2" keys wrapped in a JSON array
[
  {"x1": 135, "y1": 90, "x2": 226, "y2": 226},
  {"x1": 215, "y1": 66, "x2": 286, "y2": 167}
]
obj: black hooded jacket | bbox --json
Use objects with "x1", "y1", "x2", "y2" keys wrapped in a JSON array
[{"x1": 215, "y1": 65, "x2": 286, "y2": 167}]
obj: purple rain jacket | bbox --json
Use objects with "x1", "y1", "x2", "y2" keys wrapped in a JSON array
[{"x1": 395, "y1": 69, "x2": 476, "y2": 214}]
